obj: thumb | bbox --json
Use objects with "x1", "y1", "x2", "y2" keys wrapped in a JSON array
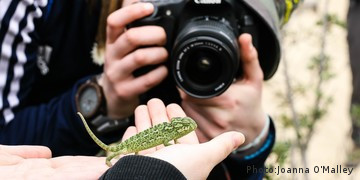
[
  {"x1": 0, "y1": 145, "x2": 52, "y2": 158},
  {"x1": 238, "y1": 34, "x2": 263, "y2": 86},
  {"x1": 200, "y1": 131, "x2": 245, "y2": 164}
]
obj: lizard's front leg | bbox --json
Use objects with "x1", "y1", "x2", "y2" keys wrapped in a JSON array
[{"x1": 164, "y1": 140, "x2": 174, "y2": 146}]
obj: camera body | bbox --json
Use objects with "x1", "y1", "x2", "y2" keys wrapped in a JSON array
[{"x1": 130, "y1": 0, "x2": 264, "y2": 98}]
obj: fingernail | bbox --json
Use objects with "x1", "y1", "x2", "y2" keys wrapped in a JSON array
[
  {"x1": 232, "y1": 132, "x2": 245, "y2": 148},
  {"x1": 248, "y1": 36, "x2": 254, "y2": 50},
  {"x1": 143, "y1": 3, "x2": 154, "y2": 11}
]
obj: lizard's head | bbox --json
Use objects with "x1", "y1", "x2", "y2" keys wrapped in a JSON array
[{"x1": 171, "y1": 117, "x2": 197, "y2": 136}]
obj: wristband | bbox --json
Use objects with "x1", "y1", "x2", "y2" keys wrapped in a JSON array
[{"x1": 233, "y1": 115, "x2": 270, "y2": 153}]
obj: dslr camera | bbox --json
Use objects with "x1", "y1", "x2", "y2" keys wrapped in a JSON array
[{"x1": 130, "y1": 0, "x2": 281, "y2": 98}]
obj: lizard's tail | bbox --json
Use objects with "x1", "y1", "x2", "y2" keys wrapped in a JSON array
[{"x1": 77, "y1": 112, "x2": 110, "y2": 151}]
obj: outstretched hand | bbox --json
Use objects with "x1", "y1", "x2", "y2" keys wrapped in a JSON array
[
  {"x1": 0, "y1": 145, "x2": 108, "y2": 179},
  {"x1": 120, "y1": 98, "x2": 245, "y2": 179}
]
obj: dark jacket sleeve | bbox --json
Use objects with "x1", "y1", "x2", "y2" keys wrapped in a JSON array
[{"x1": 100, "y1": 155, "x2": 187, "y2": 180}]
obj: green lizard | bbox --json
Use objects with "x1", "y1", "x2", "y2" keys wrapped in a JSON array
[{"x1": 77, "y1": 112, "x2": 197, "y2": 167}]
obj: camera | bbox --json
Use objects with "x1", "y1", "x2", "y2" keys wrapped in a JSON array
[{"x1": 130, "y1": 0, "x2": 281, "y2": 98}]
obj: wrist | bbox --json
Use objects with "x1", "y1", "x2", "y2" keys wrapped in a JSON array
[
  {"x1": 238, "y1": 110, "x2": 267, "y2": 145},
  {"x1": 75, "y1": 75, "x2": 130, "y2": 135},
  {"x1": 98, "y1": 73, "x2": 139, "y2": 119},
  {"x1": 233, "y1": 114, "x2": 270, "y2": 154},
  {"x1": 75, "y1": 75, "x2": 106, "y2": 119}
]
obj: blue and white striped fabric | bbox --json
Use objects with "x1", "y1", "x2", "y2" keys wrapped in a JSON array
[
  {"x1": 0, "y1": 0, "x2": 113, "y2": 156},
  {"x1": 0, "y1": 0, "x2": 47, "y2": 124}
]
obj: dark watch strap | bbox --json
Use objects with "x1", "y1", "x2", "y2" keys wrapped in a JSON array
[{"x1": 90, "y1": 115, "x2": 131, "y2": 134}]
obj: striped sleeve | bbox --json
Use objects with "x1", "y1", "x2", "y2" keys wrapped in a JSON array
[
  {"x1": 0, "y1": 0, "x2": 47, "y2": 126},
  {"x1": 0, "y1": 0, "x2": 123, "y2": 156}
]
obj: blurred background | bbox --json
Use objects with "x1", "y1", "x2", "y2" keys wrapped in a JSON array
[{"x1": 263, "y1": 0, "x2": 357, "y2": 179}]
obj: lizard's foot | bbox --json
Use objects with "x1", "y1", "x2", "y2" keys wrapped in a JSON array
[
  {"x1": 106, "y1": 151, "x2": 122, "y2": 167},
  {"x1": 106, "y1": 160, "x2": 113, "y2": 167},
  {"x1": 164, "y1": 141, "x2": 173, "y2": 146}
]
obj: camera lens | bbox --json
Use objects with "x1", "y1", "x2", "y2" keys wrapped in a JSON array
[
  {"x1": 185, "y1": 48, "x2": 222, "y2": 86},
  {"x1": 171, "y1": 17, "x2": 240, "y2": 98}
]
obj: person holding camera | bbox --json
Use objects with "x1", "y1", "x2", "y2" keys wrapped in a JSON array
[{"x1": 0, "y1": 0, "x2": 298, "y2": 179}]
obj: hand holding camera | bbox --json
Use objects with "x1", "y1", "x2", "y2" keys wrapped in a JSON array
[
  {"x1": 129, "y1": 0, "x2": 264, "y2": 98},
  {"x1": 98, "y1": 2, "x2": 168, "y2": 119},
  {"x1": 180, "y1": 34, "x2": 267, "y2": 147},
  {"x1": 123, "y1": 0, "x2": 271, "y2": 146}
]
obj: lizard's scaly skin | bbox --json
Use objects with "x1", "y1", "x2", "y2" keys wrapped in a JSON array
[{"x1": 77, "y1": 112, "x2": 197, "y2": 166}]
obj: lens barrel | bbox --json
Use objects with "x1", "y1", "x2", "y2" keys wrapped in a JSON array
[{"x1": 172, "y1": 17, "x2": 240, "y2": 98}]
